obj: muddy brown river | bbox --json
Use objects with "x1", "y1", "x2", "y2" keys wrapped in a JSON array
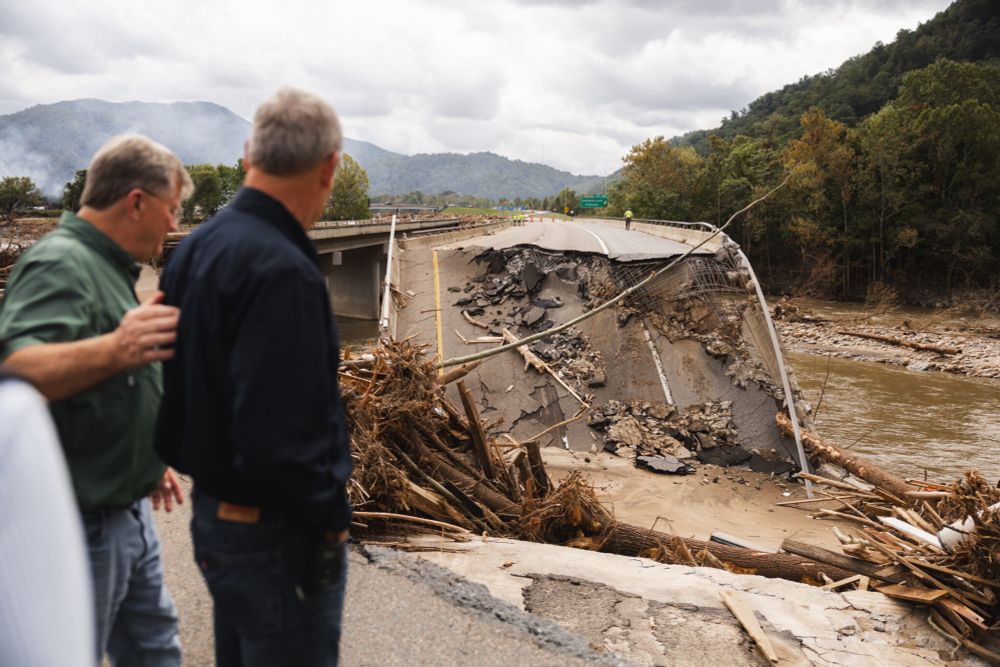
[{"x1": 790, "y1": 351, "x2": 1000, "y2": 484}]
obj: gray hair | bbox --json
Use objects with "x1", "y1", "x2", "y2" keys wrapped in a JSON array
[
  {"x1": 81, "y1": 134, "x2": 194, "y2": 210},
  {"x1": 247, "y1": 87, "x2": 343, "y2": 175}
]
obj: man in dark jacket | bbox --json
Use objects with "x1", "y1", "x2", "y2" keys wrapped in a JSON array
[{"x1": 156, "y1": 87, "x2": 352, "y2": 667}]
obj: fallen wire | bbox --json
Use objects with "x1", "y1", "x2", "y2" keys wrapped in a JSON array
[{"x1": 436, "y1": 177, "x2": 790, "y2": 369}]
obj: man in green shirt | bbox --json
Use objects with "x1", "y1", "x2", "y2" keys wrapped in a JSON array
[{"x1": 0, "y1": 134, "x2": 193, "y2": 666}]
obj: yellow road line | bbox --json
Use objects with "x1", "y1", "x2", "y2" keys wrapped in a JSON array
[{"x1": 432, "y1": 249, "x2": 444, "y2": 376}]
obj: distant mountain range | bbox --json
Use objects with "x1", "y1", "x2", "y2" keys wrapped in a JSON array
[{"x1": 0, "y1": 99, "x2": 611, "y2": 199}]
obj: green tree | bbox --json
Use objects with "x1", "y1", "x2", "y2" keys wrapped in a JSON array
[
  {"x1": 324, "y1": 154, "x2": 370, "y2": 221},
  {"x1": 783, "y1": 108, "x2": 858, "y2": 296},
  {"x1": 62, "y1": 169, "x2": 87, "y2": 212},
  {"x1": 619, "y1": 137, "x2": 702, "y2": 220},
  {"x1": 552, "y1": 188, "x2": 578, "y2": 213},
  {"x1": 0, "y1": 176, "x2": 45, "y2": 221},
  {"x1": 181, "y1": 165, "x2": 225, "y2": 224},
  {"x1": 216, "y1": 159, "x2": 245, "y2": 205}
]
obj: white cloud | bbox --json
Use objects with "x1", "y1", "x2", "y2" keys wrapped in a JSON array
[{"x1": 0, "y1": 0, "x2": 953, "y2": 174}]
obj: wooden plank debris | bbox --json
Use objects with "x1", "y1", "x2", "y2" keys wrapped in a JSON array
[
  {"x1": 873, "y1": 583, "x2": 948, "y2": 604},
  {"x1": 719, "y1": 589, "x2": 779, "y2": 664}
]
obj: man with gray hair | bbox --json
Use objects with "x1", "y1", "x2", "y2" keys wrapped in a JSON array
[
  {"x1": 156, "y1": 87, "x2": 353, "y2": 666},
  {"x1": 0, "y1": 134, "x2": 193, "y2": 665}
]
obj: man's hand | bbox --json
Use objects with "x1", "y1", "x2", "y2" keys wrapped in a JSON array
[
  {"x1": 113, "y1": 291, "x2": 180, "y2": 369},
  {"x1": 150, "y1": 467, "x2": 185, "y2": 512}
]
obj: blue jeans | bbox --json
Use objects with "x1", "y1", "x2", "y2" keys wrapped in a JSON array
[
  {"x1": 81, "y1": 498, "x2": 181, "y2": 667},
  {"x1": 191, "y1": 492, "x2": 348, "y2": 667}
]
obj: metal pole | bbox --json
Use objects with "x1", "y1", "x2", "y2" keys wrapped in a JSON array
[{"x1": 378, "y1": 213, "x2": 398, "y2": 334}]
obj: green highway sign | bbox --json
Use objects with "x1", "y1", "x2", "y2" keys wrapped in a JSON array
[{"x1": 579, "y1": 194, "x2": 608, "y2": 208}]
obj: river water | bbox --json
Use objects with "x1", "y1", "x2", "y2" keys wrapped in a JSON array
[{"x1": 789, "y1": 351, "x2": 1000, "y2": 484}]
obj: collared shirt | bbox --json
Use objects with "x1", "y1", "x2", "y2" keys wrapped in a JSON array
[
  {"x1": 155, "y1": 187, "x2": 352, "y2": 531},
  {"x1": 0, "y1": 212, "x2": 165, "y2": 509}
]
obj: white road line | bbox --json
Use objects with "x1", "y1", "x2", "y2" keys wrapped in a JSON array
[
  {"x1": 574, "y1": 222, "x2": 610, "y2": 256},
  {"x1": 641, "y1": 321, "x2": 674, "y2": 405}
]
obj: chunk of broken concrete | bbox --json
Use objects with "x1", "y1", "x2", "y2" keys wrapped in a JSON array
[
  {"x1": 607, "y1": 417, "x2": 644, "y2": 448},
  {"x1": 747, "y1": 453, "x2": 795, "y2": 476},
  {"x1": 646, "y1": 403, "x2": 674, "y2": 420},
  {"x1": 519, "y1": 263, "x2": 544, "y2": 292},
  {"x1": 696, "y1": 445, "x2": 751, "y2": 467},
  {"x1": 534, "y1": 296, "x2": 563, "y2": 309},
  {"x1": 636, "y1": 455, "x2": 693, "y2": 475},
  {"x1": 522, "y1": 307, "x2": 546, "y2": 327},
  {"x1": 695, "y1": 433, "x2": 718, "y2": 450},
  {"x1": 587, "y1": 370, "x2": 606, "y2": 388}
]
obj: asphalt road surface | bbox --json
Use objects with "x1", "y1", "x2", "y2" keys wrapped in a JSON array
[
  {"x1": 457, "y1": 218, "x2": 710, "y2": 261},
  {"x1": 156, "y1": 486, "x2": 621, "y2": 666}
]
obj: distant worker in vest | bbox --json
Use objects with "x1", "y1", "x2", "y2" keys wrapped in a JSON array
[
  {"x1": 0, "y1": 134, "x2": 192, "y2": 665},
  {"x1": 624, "y1": 209, "x2": 634, "y2": 231},
  {"x1": 156, "y1": 87, "x2": 353, "y2": 666}
]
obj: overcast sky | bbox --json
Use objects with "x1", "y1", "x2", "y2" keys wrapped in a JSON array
[{"x1": 0, "y1": 0, "x2": 952, "y2": 175}]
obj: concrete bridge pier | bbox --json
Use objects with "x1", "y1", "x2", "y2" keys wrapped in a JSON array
[{"x1": 316, "y1": 244, "x2": 386, "y2": 320}]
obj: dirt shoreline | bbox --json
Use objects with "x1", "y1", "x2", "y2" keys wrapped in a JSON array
[{"x1": 776, "y1": 315, "x2": 1000, "y2": 381}]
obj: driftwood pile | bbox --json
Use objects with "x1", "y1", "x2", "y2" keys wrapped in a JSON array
[
  {"x1": 776, "y1": 414, "x2": 1000, "y2": 662},
  {"x1": 0, "y1": 241, "x2": 28, "y2": 293}
]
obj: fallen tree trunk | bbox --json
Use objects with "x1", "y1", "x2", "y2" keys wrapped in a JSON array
[
  {"x1": 836, "y1": 330, "x2": 960, "y2": 355},
  {"x1": 781, "y1": 539, "x2": 907, "y2": 584},
  {"x1": 599, "y1": 522, "x2": 855, "y2": 583},
  {"x1": 776, "y1": 413, "x2": 912, "y2": 500}
]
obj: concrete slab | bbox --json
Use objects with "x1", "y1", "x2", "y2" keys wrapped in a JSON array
[{"x1": 411, "y1": 536, "x2": 978, "y2": 666}]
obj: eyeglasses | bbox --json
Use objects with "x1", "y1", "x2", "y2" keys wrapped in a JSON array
[{"x1": 140, "y1": 189, "x2": 182, "y2": 222}]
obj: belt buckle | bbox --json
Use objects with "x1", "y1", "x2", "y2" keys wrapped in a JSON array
[{"x1": 217, "y1": 502, "x2": 261, "y2": 524}]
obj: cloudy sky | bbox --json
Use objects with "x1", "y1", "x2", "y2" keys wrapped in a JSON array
[{"x1": 0, "y1": 0, "x2": 952, "y2": 175}]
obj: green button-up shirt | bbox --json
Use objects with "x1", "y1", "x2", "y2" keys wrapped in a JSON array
[{"x1": 0, "y1": 212, "x2": 165, "y2": 509}]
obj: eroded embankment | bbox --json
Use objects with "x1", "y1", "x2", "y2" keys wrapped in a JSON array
[{"x1": 443, "y1": 244, "x2": 807, "y2": 480}]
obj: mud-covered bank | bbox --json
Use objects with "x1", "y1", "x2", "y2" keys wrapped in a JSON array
[{"x1": 774, "y1": 300, "x2": 1000, "y2": 381}]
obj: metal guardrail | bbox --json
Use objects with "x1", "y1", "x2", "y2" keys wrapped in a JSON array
[
  {"x1": 312, "y1": 216, "x2": 461, "y2": 230},
  {"x1": 587, "y1": 215, "x2": 718, "y2": 233}
]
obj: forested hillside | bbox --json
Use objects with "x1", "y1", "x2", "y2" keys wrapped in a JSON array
[
  {"x1": 612, "y1": 0, "x2": 1000, "y2": 304},
  {"x1": 675, "y1": 0, "x2": 1000, "y2": 153}
]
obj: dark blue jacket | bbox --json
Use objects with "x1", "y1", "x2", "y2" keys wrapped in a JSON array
[{"x1": 155, "y1": 188, "x2": 352, "y2": 531}]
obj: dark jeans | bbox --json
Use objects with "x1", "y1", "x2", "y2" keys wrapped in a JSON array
[{"x1": 191, "y1": 492, "x2": 348, "y2": 667}]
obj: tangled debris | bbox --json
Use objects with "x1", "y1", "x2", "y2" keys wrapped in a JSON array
[
  {"x1": 775, "y1": 416, "x2": 1000, "y2": 662},
  {"x1": 343, "y1": 338, "x2": 1000, "y2": 661},
  {"x1": 1, "y1": 219, "x2": 58, "y2": 292}
]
